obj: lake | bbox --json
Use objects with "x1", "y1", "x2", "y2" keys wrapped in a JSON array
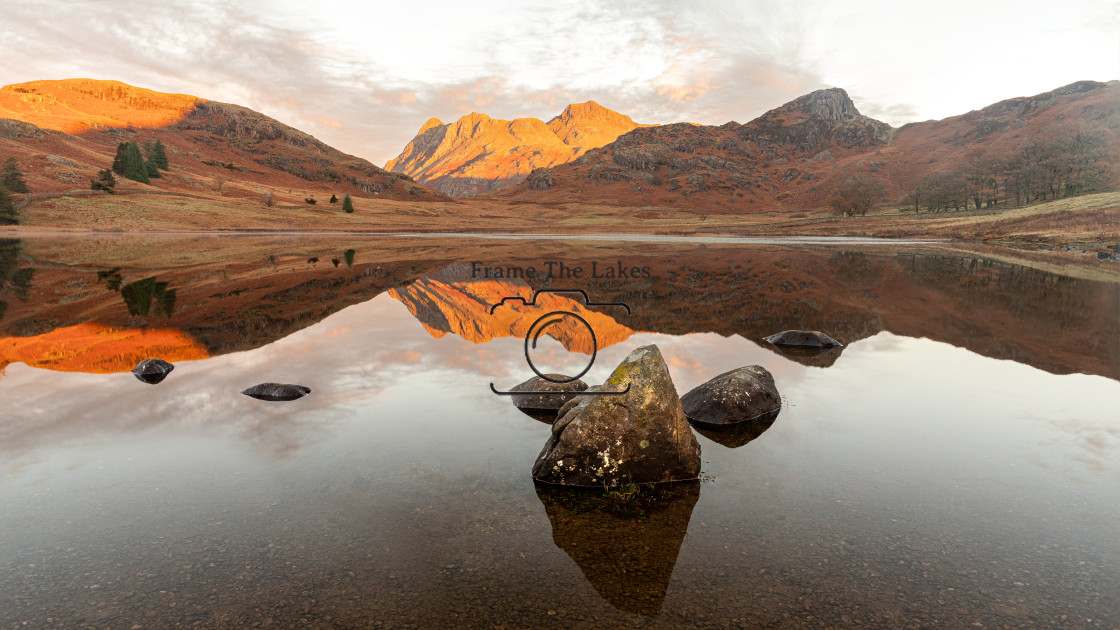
[{"x1": 0, "y1": 235, "x2": 1117, "y2": 628}]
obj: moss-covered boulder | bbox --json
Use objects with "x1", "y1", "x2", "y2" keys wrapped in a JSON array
[{"x1": 532, "y1": 345, "x2": 701, "y2": 487}]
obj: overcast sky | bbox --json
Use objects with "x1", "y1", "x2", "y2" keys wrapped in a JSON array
[{"x1": 1, "y1": 0, "x2": 1116, "y2": 165}]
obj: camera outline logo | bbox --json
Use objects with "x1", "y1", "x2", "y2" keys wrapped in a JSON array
[{"x1": 489, "y1": 289, "x2": 632, "y2": 397}]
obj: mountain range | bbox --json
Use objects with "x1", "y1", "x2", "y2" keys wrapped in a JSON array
[
  {"x1": 0, "y1": 78, "x2": 1116, "y2": 218},
  {"x1": 385, "y1": 101, "x2": 649, "y2": 196},
  {"x1": 496, "y1": 81, "x2": 1119, "y2": 210}
]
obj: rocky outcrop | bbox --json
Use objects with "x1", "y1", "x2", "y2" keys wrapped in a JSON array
[
  {"x1": 241, "y1": 383, "x2": 311, "y2": 401},
  {"x1": 525, "y1": 168, "x2": 554, "y2": 190},
  {"x1": 131, "y1": 358, "x2": 174, "y2": 384},
  {"x1": 764, "y1": 330, "x2": 843, "y2": 348},
  {"x1": 385, "y1": 102, "x2": 648, "y2": 196},
  {"x1": 680, "y1": 365, "x2": 781, "y2": 428},
  {"x1": 532, "y1": 345, "x2": 701, "y2": 487}
]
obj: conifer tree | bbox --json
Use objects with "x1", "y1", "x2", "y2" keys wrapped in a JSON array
[
  {"x1": 1, "y1": 158, "x2": 29, "y2": 193},
  {"x1": 145, "y1": 161, "x2": 161, "y2": 178},
  {"x1": 149, "y1": 139, "x2": 169, "y2": 170},
  {"x1": 329, "y1": 194, "x2": 338, "y2": 204},
  {"x1": 91, "y1": 169, "x2": 116, "y2": 193},
  {"x1": 0, "y1": 185, "x2": 17, "y2": 225},
  {"x1": 342, "y1": 193, "x2": 354, "y2": 213},
  {"x1": 111, "y1": 143, "x2": 129, "y2": 176},
  {"x1": 123, "y1": 142, "x2": 149, "y2": 183}
]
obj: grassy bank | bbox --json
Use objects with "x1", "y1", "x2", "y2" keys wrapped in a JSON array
[{"x1": 3, "y1": 189, "x2": 1117, "y2": 250}]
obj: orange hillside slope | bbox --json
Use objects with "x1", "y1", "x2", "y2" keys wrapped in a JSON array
[
  {"x1": 0, "y1": 323, "x2": 209, "y2": 374},
  {"x1": 0, "y1": 79, "x2": 201, "y2": 134}
]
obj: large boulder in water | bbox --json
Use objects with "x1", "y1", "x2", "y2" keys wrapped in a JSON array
[
  {"x1": 763, "y1": 330, "x2": 843, "y2": 349},
  {"x1": 532, "y1": 345, "x2": 701, "y2": 487},
  {"x1": 241, "y1": 383, "x2": 311, "y2": 401},
  {"x1": 132, "y1": 358, "x2": 174, "y2": 385},
  {"x1": 680, "y1": 365, "x2": 781, "y2": 429},
  {"x1": 510, "y1": 374, "x2": 588, "y2": 421}
]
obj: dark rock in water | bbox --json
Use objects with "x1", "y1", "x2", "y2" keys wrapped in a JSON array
[
  {"x1": 694, "y1": 408, "x2": 781, "y2": 448},
  {"x1": 132, "y1": 358, "x2": 174, "y2": 385},
  {"x1": 511, "y1": 374, "x2": 588, "y2": 421},
  {"x1": 680, "y1": 365, "x2": 781, "y2": 429},
  {"x1": 763, "y1": 329, "x2": 843, "y2": 349},
  {"x1": 535, "y1": 481, "x2": 700, "y2": 617},
  {"x1": 532, "y1": 345, "x2": 701, "y2": 487},
  {"x1": 241, "y1": 383, "x2": 311, "y2": 401}
]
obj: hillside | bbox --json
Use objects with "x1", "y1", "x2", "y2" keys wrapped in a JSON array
[
  {"x1": 385, "y1": 101, "x2": 649, "y2": 196},
  {"x1": 0, "y1": 78, "x2": 451, "y2": 204},
  {"x1": 498, "y1": 81, "x2": 1119, "y2": 211}
]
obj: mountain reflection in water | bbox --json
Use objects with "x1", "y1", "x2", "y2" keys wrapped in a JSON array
[{"x1": 0, "y1": 236, "x2": 1116, "y2": 380}]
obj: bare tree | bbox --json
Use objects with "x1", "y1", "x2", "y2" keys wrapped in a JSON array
[
  {"x1": 828, "y1": 177, "x2": 885, "y2": 216},
  {"x1": 263, "y1": 191, "x2": 274, "y2": 207},
  {"x1": 215, "y1": 175, "x2": 226, "y2": 196}
]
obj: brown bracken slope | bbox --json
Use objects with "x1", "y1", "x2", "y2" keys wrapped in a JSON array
[
  {"x1": 0, "y1": 78, "x2": 451, "y2": 204},
  {"x1": 385, "y1": 101, "x2": 650, "y2": 196},
  {"x1": 498, "y1": 81, "x2": 1119, "y2": 211}
]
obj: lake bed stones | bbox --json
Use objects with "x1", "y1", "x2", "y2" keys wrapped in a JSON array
[
  {"x1": 241, "y1": 383, "x2": 311, "y2": 401},
  {"x1": 132, "y1": 358, "x2": 175, "y2": 385},
  {"x1": 532, "y1": 345, "x2": 701, "y2": 487},
  {"x1": 680, "y1": 365, "x2": 781, "y2": 430}
]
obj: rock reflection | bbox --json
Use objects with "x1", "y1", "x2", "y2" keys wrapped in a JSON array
[
  {"x1": 761, "y1": 343, "x2": 846, "y2": 368},
  {"x1": 693, "y1": 408, "x2": 780, "y2": 448},
  {"x1": 534, "y1": 481, "x2": 700, "y2": 617}
]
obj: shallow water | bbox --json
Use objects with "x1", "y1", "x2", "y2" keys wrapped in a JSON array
[{"x1": 0, "y1": 236, "x2": 1117, "y2": 628}]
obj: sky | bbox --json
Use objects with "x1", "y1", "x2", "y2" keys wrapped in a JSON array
[{"x1": 1, "y1": 0, "x2": 1117, "y2": 165}]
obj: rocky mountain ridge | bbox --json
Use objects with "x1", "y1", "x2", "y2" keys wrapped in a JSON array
[
  {"x1": 385, "y1": 101, "x2": 649, "y2": 196},
  {"x1": 499, "y1": 81, "x2": 1118, "y2": 211}
]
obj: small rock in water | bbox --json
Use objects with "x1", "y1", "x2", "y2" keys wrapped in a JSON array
[
  {"x1": 241, "y1": 383, "x2": 311, "y2": 401},
  {"x1": 680, "y1": 365, "x2": 781, "y2": 429},
  {"x1": 510, "y1": 374, "x2": 588, "y2": 421},
  {"x1": 763, "y1": 330, "x2": 843, "y2": 349},
  {"x1": 132, "y1": 358, "x2": 175, "y2": 385}
]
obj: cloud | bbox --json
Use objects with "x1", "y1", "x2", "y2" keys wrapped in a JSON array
[{"x1": 1, "y1": 0, "x2": 1115, "y2": 165}]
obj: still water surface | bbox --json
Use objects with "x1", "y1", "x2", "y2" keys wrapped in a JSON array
[{"x1": 0, "y1": 236, "x2": 1116, "y2": 628}]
